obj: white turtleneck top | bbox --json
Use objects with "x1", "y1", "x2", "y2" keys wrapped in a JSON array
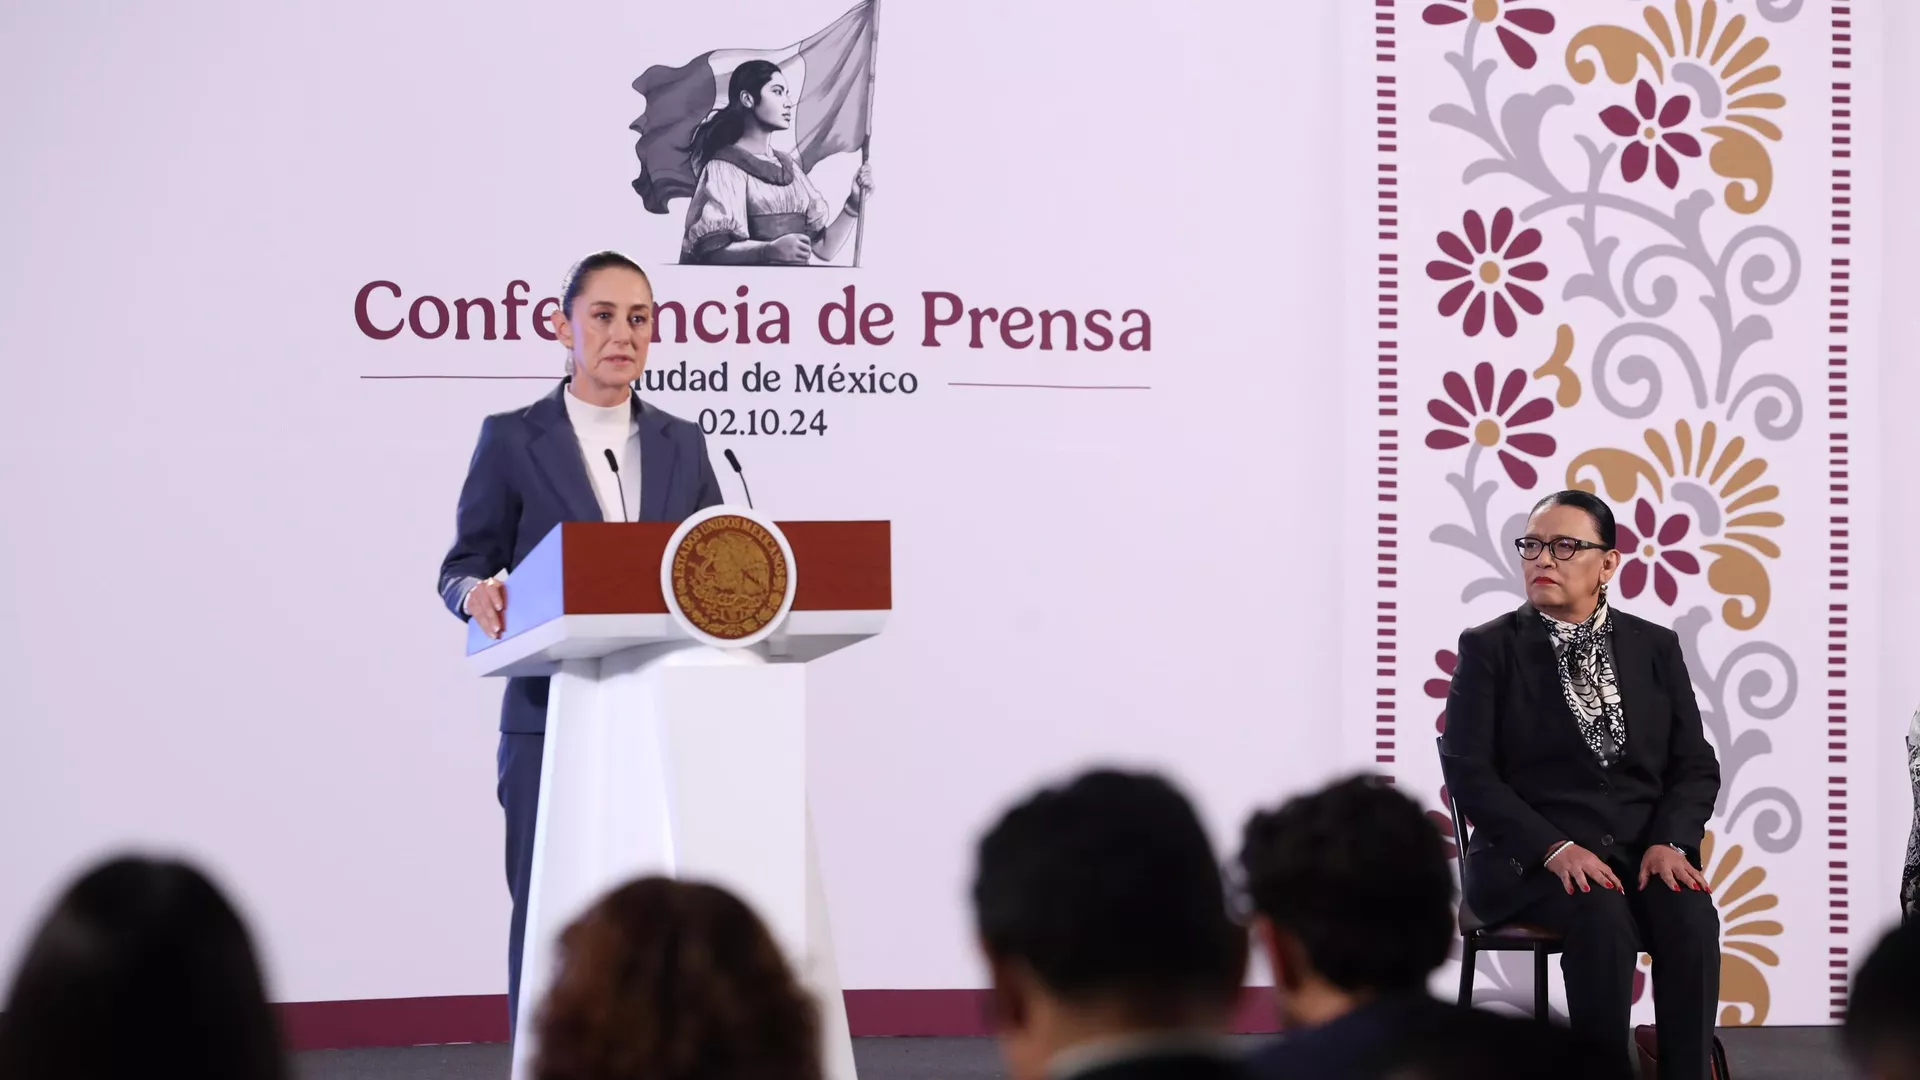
[{"x1": 563, "y1": 389, "x2": 641, "y2": 522}]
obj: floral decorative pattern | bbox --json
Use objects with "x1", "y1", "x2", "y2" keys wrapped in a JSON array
[
  {"x1": 1422, "y1": 0, "x2": 1556, "y2": 69},
  {"x1": 1567, "y1": 0, "x2": 1787, "y2": 213},
  {"x1": 1427, "y1": 209, "x2": 1549, "y2": 338},
  {"x1": 1567, "y1": 420, "x2": 1781, "y2": 630},
  {"x1": 1410, "y1": 0, "x2": 1822, "y2": 1024},
  {"x1": 1426, "y1": 363, "x2": 1557, "y2": 488},
  {"x1": 1600, "y1": 79, "x2": 1702, "y2": 188},
  {"x1": 1701, "y1": 830, "x2": 1783, "y2": 1025},
  {"x1": 1531, "y1": 324, "x2": 1583, "y2": 408},
  {"x1": 1614, "y1": 498, "x2": 1701, "y2": 605}
]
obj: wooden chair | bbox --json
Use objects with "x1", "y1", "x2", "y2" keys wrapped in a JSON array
[{"x1": 1437, "y1": 737, "x2": 1564, "y2": 1021}]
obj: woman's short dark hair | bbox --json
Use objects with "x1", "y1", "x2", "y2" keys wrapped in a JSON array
[
  {"x1": 0, "y1": 856, "x2": 287, "y2": 1080},
  {"x1": 560, "y1": 250, "x2": 651, "y2": 321},
  {"x1": 1237, "y1": 774, "x2": 1454, "y2": 996},
  {"x1": 534, "y1": 877, "x2": 821, "y2": 1080},
  {"x1": 1531, "y1": 489, "x2": 1618, "y2": 549}
]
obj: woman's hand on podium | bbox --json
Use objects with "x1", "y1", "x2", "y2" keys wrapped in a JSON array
[{"x1": 466, "y1": 577, "x2": 507, "y2": 638}]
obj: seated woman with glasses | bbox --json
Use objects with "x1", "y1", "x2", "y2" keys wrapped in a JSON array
[{"x1": 1440, "y1": 489, "x2": 1722, "y2": 1079}]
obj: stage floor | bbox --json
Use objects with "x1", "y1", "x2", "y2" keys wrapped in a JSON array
[{"x1": 296, "y1": 1027, "x2": 1846, "y2": 1080}]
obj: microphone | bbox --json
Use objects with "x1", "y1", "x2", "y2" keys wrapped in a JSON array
[
  {"x1": 602, "y1": 448, "x2": 631, "y2": 522},
  {"x1": 722, "y1": 448, "x2": 754, "y2": 510}
]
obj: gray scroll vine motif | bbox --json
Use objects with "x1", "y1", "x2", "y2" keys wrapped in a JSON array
[
  {"x1": 1430, "y1": 19, "x2": 1803, "y2": 440},
  {"x1": 1673, "y1": 606, "x2": 1803, "y2": 853},
  {"x1": 1431, "y1": 444, "x2": 1528, "y2": 603}
]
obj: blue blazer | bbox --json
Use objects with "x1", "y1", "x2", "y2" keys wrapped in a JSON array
[{"x1": 437, "y1": 380, "x2": 725, "y2": 733}]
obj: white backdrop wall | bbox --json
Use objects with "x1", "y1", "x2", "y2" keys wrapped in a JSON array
[
  {"x1": 1876, "y1": 0, "x2": 1920, "y2": 959},
  {"x1": 0, "y1": 0, "x2": 1907, "y2": 1027},
  {"x1": 0, "y1": 1, "x2": 1348, "y2": 1002}
]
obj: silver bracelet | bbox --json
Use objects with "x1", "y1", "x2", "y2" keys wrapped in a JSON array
[{"x1": 1545, "y1": 840, "x2": 1575, "y2": 866}]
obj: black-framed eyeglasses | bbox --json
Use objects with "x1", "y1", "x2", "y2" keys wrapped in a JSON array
[{"x1": 1513, "y1": 536, "x2": 1608, "y2": 561}]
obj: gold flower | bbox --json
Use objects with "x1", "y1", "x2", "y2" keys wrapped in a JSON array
[
  {"x1": 1566, "y1": 420, "x2": 1782, "y2": 629},
  {"x1": 1700, "y1": 830, "x2": 1781, "y2": 1026},
  {"x1": 1567, "y1": 0, "x2": 1786, "y2": 213}
]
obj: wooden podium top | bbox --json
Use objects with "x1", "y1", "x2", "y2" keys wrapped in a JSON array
[
  {"x1": 550, "y1": 520, "x2": 890, "y2": 614},
  {"x1": 467, "y1": 519, "x2": 889, "y2": 674}
]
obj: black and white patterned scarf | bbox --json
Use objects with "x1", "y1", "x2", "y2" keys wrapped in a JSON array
[{"x1": 1541, "y1": 600, "x2": 1628, "y2": 765}]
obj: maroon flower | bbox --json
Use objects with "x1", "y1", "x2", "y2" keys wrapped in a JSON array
[
  {"x1": 1599, "y1": 80, "x2": 1702, "y2": 189},
  {"x1": 1614, "y1": 498, "x2": 1701, "y2": 605},
  {"x1": 1426, "y1": 650, "x2": 1458, "y2": 733},
  {"x1": 1425, "y1": 363, "x2": 1557, "y2": 488},
  {"x1": 1422, "y1": 0, "x2": 1557, "y2": 69},
  {"x1": 1428, "y1": 209, "x2": 1548, "y2": 338}
]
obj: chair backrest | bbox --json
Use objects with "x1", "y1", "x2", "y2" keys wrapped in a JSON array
[{"x1": 1436, "y1": 736, "x2": 1472, "y2": 895}]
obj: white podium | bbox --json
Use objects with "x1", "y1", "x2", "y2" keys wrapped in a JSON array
[{"x1": 466, "y1": 510, "x2": 890, "y2": 1080}]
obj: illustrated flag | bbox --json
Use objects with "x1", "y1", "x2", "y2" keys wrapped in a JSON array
[{"x1": 630, "y1": 2, "x2": 876, "y2": 214}]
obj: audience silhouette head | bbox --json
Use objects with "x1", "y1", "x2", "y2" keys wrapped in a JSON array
[
  {"x1": 1236, "y1": 776, "x2": 1628, "y2": 1080},
  {"x1": 971, "y1": 768, "x2": 1247, "y2": 1080},
  {"x1": 533, "y1": 876, "x2": 822, "y2": 1080},
  {"x1": 0, "y1": 855, "x2": 286, "y2": 1080},
  {"x1": 1847, "y1": 917, "x2": 1920, "y2": 1080},
  {"x1": 1237, "y1": 773, "x2": 1454, "y2": 1019}
]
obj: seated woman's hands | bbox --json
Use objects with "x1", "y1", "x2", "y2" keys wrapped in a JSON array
[
  {"x1": 1639, "y1": 845, "x2": 1711, "y2": 893},
  {"x1": 1546, "y1": 842, "x2": 1623, "y2": 894}
]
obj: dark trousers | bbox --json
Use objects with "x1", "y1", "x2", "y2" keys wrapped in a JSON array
[
  {"x1": 497, "y1": 732, "x2": 544, "y2": 1041},
  {"x1": 1515, "y1": 850, "x2": 1720, "y2": 1080}
]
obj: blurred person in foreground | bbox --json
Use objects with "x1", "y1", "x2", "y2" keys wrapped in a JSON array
[
  {"x1": 1237, "y1": 774, "x2": 1626, "y2": 1080},
  {"x1": 972, "y1": 769, "x2": 1251, "y2": 1080},
  {"x1": 0, "y1": 855, "x2": 288, "y2": 1080},
  {"x1": 533, "y1": 876, "x2": 821, "y2": 1080},
  {"x1": 1377, "y1": 1016, "x2": 1639, "y2": 1080},
  {"x1": 1846, "y1": 917, "x2": 1920, "y2": 1080}
]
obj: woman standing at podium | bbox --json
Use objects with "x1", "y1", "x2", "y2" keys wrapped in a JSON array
[{"x1": 436, "y1": 250, "x2": 724, "y2": 1037}]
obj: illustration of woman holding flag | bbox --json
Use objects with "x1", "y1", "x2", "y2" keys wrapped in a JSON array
[{"x1": 679, "y1": 60, "x2": 874, "y2": 266}]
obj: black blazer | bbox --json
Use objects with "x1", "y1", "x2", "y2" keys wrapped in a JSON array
[{"x1": 1440, "y1": 603, "x2": 1720, "y2": 923}]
